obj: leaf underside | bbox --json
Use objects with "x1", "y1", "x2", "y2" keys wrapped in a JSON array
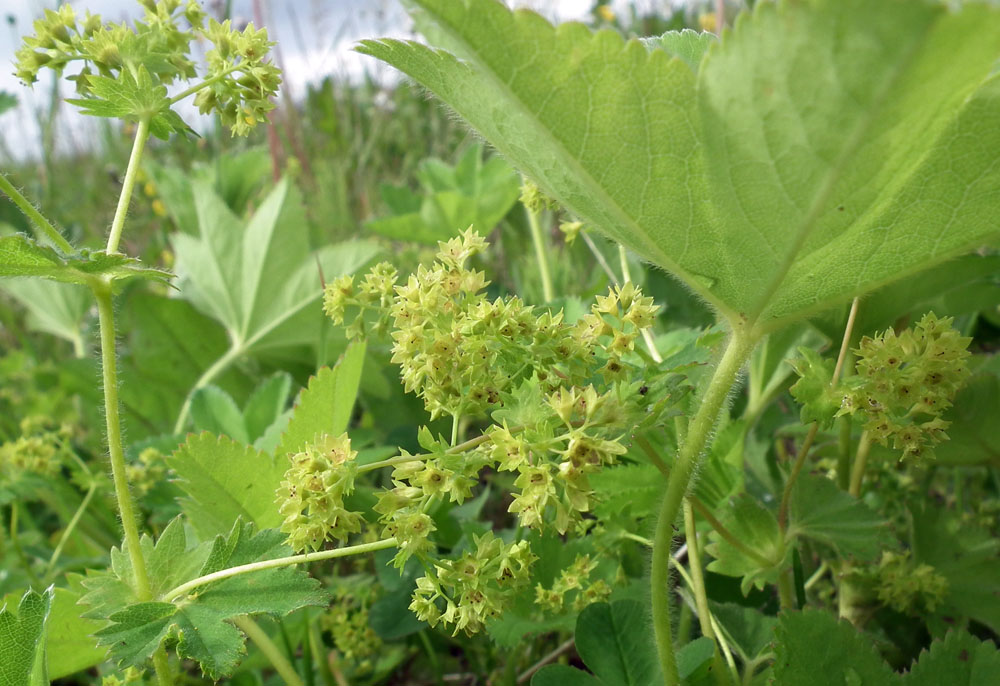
[{"x1": 360, "y1": 0, "x2": 1000, "y2": 330}]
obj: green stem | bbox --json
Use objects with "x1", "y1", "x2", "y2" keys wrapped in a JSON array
[
  {"x1": 168, "y1": 64, "x2": 242, "y2": 105},
  {"x1": 152, "y1": 647, "x2": 171, "y2": 686},
  {"x1": 44, "y1": 482, "x2": 96, "y2": 580},
  {"x1": 95, "y1": 279, "x2": 171, "y2": 686},
  {"x1": 163, "y1": 537, "x2": 398, "y2": 602},
  {"x1": 683, "y1": 502, "x2": 713, "y2": 639},
  {"x1": 848, "y1": 431, "x2": 873, "y2": 497},
  {"x1": 837, "y1": 416, "x2": 853, "y2": 490},
  {"x1": 234, "y1": 616, "x2": 304, "y2": 686},
  {"x1": 359, "y1": 428, "x2": 513, "y2": 474},
  {"x1": 777, "y1": 567, "x2": 796, "y2": 610},
  {"x1": 93, "y1": 280, "x2": 153, "y2": 598},
  {"x1": 684, "y1": 501, "x2": 731, "y2": 686},
  {"x1": 173, "y1": 345, "x2": 243, "y2": 434},
  {"x1": 526, "y1": 203, "x2": 554, "y2": 302},
  {"x1": 651, "y1": 327, "x2": 756, "y2": 686},
  {"x1": 777, "y1": 423, "x2": 818, "y2": 532},
  {"x1": 106, "y1": 116, "x2": 151, "y2": 254},
  {"x1": 0, "y1": 172, "x2": 74, "y2": 253}
]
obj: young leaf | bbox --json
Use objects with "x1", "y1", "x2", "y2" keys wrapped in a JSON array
[
  {"x1": 787, "y1": 474, "x2": 893, "y2": 561},
  {"x1": 772, "y1": 608, "x2": 896, "y2": 686},
  {"x1": 275, "y1": 341, "x2": 367, "y2": 457},
  {"x1": 641, "y1": 29, "x2": 716, "y2": 71},
  {"x1": 171, "y1": 179, "x2": 379, "y2": 357},
  {"x1": 361, "y1": 0, "x2": 1000, "y2": 330},
  {"x1": 0, "y1": 587, "x2": 53, "y2": 686},
  {"x1": 167, "y1": 433, "x2": 286, "y2": 539},
  {"x1": 368, "y1": 144, "x2": 520, "y2": 244},
  {"x1": 0, "y1": 234, "x2": 171, "y2": 285},
  {"x1": 705, "y1": 496, "x2": 785, "y2": 594},
  {"x1": 708, "y1": 602, "x2": 777, "y2": 664}
]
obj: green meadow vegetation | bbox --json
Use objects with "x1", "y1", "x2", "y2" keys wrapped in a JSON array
[{"x1": 1, "y1": 1, "x2": 999, "y2": 685}]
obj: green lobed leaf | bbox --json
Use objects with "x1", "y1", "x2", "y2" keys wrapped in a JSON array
[
  {"x1": 904, "y1": 629, "x2": 1000, "y2": 686},
  {"x1": 705, "y1": 496, "x2": 785, "y2": 594},
  {"x1": 171, "y1": 179, "x2": 379, "y2": 357},
  {"x1": 167, "y1": 433, "x2": 286, "y2": 539},
  {"x1": 3, "y1": 582, "x2": 108, "y2": 680},
  {"x1": 362, "y1": 0, "x2": 1000, "y2": 330},
  {"x1": 787, "y1": 474, "x2": 893, "y2": 561},
  {"x1": 0, "y1": 587, "x2": 53, "y2": 686},
  {"x1": 774, "y1": 608, "x2": 1000, "y2": 686},
  {"x1": 0, "y1": 234, "x2": 171, "y2": 285},
  {"x1": 367, "y1": 144, "x2": 521, "y2": 244},
  {"x1": 772, "y1": 608, "x2": 896, "y2": 686},
  {"x1": 274, "y1": 341, "x2": 367, "y2": 458},
  {"x1": 574, "y1": 600, "x2": 661, "y2": 686},
  {"x1": 83, "y1": 518, "x2": 328, "y2": 678}
]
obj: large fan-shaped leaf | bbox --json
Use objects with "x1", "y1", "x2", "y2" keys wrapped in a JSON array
[{"x1": 360, "y1": 0, "x2": 1000, "y2": 331}]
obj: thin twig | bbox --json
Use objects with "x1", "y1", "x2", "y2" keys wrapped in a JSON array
[{"x1": 517, "y1": 637, "x2": 576, "y2": 683}]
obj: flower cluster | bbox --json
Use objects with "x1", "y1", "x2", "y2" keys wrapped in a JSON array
[
  {"x1": 534, "y1": 554, "x2": 611, "y2": 612},
  {"x1": 276, "y1": 434, "x2": 363, "y2": 552},
  {"x1": 410, "y1": 532, "x2": 536, "y2": 635},
  {"x1": 0, "y1": 416, "x2": 71, "y2": 479},
  {"x1": 14, "y1": 0, "x2": 279, "y2": 137},
  {"x1": 840, "y1": 313, "x2": 971, "y2": 459},
  {"x1": 193, "y1": 17, "x2": 281, "y2": 136},
  {"x1": 125, "y1": 447, "x2": 166, "y2": 497},
  {"x1": 321, "y1": 231, "x2": 681, "y2": 633},
  {"x1": 872, "y1": 551, "x2": 948, "y2": 614},
  {"x1": 328, "y1": 230, "x2": 661, "y2": 423},
  {"x1": 321, "y1": 577, "x2": 382, "y2": 670}
]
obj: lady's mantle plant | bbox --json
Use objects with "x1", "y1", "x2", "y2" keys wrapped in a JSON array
[
  {"x1": 358, "y1": 0, "x2": 1000, "y2": 682},
  {"x1": 1, "y1": 1, "x2": 999, "y2": 685},
  {"x1": 1, "y1": 2, "x2": 283, "y2": 684}
]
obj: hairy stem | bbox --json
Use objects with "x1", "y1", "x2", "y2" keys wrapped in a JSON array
[
  {"x1": 164, "y1": 537, "x2": 398, "y2": 602},
  {"x1": 651, "y1": 327, "x2": 756, "y2": 686},
  {"x1": 93, "y1": 281, "x2": 152, "y2": 597},
  {"x1": 777, "y1": 568, "x2": 796, "y2": 610},
  {"x1": 234, "y1": 616, "x2": 304, "y2": 686},
  {"x1": 95, "y1": 280, "x2": 171, "y2": 686},
  {"x1": 106, "y1": 116, "x2": 151, "y2": 254},
  {"x1": 525, "y1": 203, "x2": 554, "y2": 302},
  {"x1": 0, "y1": 171, "x2": 74, "y2": 253}
]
